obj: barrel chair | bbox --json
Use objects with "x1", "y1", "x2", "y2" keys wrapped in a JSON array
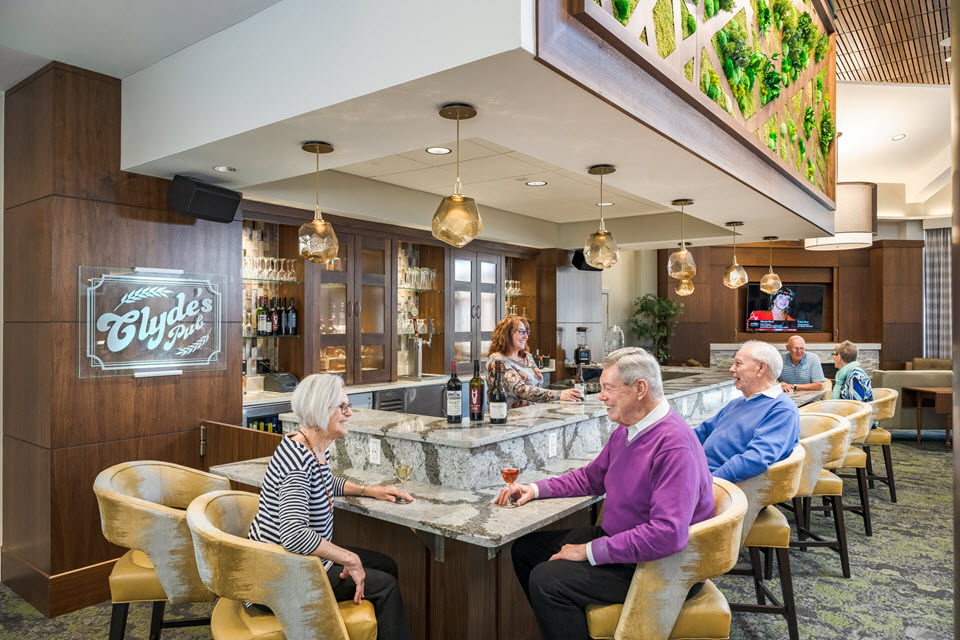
[
  {"x1": 788, "y1": 413, "x2": 854, "y2": 578},
  {"x1": 863, "y1": 388, "x2": 900, "y2": 502},
  {"x1": 584, "y1": 478, "x2": 747, "y2": 640},
  {"x1": 186, "y1": 489, "x2": 377, "y2": 640},
  {"x1": 94, "y1": 460, "x2": 231, "y2": 640},
  {"x1": 798, "y1": 399, "x2": 874, "y2": 536},
  {"x1": 724, "y1": 446, "x2": 805, "y2": 640}
]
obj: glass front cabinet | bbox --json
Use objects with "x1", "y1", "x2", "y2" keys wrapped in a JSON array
[{"x1": 449, "y1": 250, "x2": 503, "y2": 375}]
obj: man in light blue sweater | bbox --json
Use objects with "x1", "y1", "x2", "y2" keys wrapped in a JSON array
[{"x1": 695, "y1": 341, "x2": 800, "y2": 483}]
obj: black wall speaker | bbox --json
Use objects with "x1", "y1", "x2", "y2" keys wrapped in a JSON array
[
  {"x1": 572, "y1": 249, "x2": 602, "y2": 272},
  {"x1": 166, "y1": 175, "x2": 242, "y2": 223}
]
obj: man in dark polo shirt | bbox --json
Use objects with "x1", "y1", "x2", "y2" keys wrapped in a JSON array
[{"x1": 779, "y1": 335, "x2": 825, "y2": 393}]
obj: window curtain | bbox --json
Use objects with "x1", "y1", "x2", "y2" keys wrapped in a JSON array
[{"x1": 923, "y1": 227, "x2": 952, "y2": 358}]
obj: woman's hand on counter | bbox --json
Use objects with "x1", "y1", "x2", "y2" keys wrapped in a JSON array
[
  {"x1": 369, "y1": 485, "x2": 415, "y2": 503},
  {"x1": 559, "y1": 389, "x2": 583, "y2": 402},
  {"x1": 494, "y1": 483, "x2": 536, "y2": 507}
]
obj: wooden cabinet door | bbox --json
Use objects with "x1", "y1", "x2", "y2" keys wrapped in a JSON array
[
  {"x1": 313, "y1": 231, "x2": 355, "y2": 383},
  {"x1": 353, "y1": 234, "x2": 392, "y2": 384}
]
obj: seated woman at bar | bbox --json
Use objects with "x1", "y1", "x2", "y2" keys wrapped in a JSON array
[
  {"x1": 247, "y1": 373, "x2": 414, "y2": 640},
  {"x1": 831, "y1": 340, "x2": 873, "y2": 402},
  {"x1": 486, "y1": 314, "x2": 583, "y2": 407}
]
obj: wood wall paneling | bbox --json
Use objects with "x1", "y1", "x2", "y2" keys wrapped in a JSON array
[
  {"x1": 1, "y1": 547, "x2": 52, "y2": 617},
  {"x1": 50, "y1": 431, "x2": 202, "y2": 574},
  {"x1": 3, "y1": 322, "x2": 53, "y2": 448},
  {"x1": 2, "y1": 437, "x2": 51, "y2": 574},
  {"x1": 201, "y1": 421, "x2": 281, "y2": 471},
  {"x1": 3, "y1": 66, "x2": 55, "y2": 209},
  {"x1": 4, "y1": 196, "x2": 243, "y2": 324},
  {"x1": 836, "y1": 265, "x2": 874, "y2": 342}
]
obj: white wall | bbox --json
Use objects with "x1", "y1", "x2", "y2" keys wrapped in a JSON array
[{"x1": 600, "y1": 249, "x2": 659, "y2": 348}]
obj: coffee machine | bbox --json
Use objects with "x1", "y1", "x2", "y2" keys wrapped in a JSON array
[{"x1": 574, "y1": 326, "x2": 592, "y2": 365}]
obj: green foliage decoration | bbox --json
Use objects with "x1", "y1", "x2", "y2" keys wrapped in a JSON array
[
  {"x1": 705, "y1": 0, "x2": 716, "y2": 19},
  {"x1": 814, "y1": 32, "x2": 829, "y2": 62},
  {"x1": 755, "y1": 0, "x2": 771, "y2": 35},
  {"x1": 803, "y1": 106, "x2": 815, "y2": 138},
  {"x1": 757, "y1": 53, "x2": 782, "y2": 106},
  {"x1": 771, "y1": 0, "x2": 791, "y2": 31},
  {"x1": 805, "y1": 157, "x2": 815, "y2": 184},
  {"x1": 653, "y1": 0, "x2": 676, "y2": 58},
  {"x1": 630, "y1": 294, "x2": 685, "y2": 365},
  {"x1": 613, "y1": 0, "x2": 630, "y2": 24},
  {"x1": 681, "y1": 1, "x2": 697, "y2": 39},
  {"x1": 819, "y1": 108, "x2": 835, "y2": 156}
]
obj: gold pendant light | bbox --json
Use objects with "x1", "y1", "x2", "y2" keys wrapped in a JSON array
[
  {"x1": 759, "y1": 235, "x2": 783, "y2": 294},
  {"x1": 673, "y1": 241, "x2": 695, "y2": 296},
  {"x1": 432, "y1": 103, "x2": 482, "y2": 248},
  {"x1": 722, "y1": 221, "x2": 748, "y2": 289},
  {"x1": 584, "y1": 164, "x2": 620, "y2": 269},
  {"x1": 667, "y1": 199, "x2": 696, "y2": 280},
  {"x1": 298, "y1": 141, "x2": 339, "y2": 263}
]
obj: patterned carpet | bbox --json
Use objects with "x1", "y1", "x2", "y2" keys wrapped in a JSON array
[{"x1": 0, "y1": 441, "x2": 952, "y2": 639}]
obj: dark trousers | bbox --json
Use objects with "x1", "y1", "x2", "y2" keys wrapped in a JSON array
[
  {"x1": 512, "y1": 526, "x2": 637, "y2": 640},
  {"x1": 328, "y1": 546, "x2": 413, "y2": 640}
]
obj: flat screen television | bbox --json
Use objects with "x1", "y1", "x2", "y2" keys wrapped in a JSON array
[{"x1": 745, "y1": 283, "x2": 824, "y2": 333}]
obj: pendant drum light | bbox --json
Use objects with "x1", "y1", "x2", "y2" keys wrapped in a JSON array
[
  {"x1": 583, "y1": 164, "x2": 620, "y2": 269},
  {"x1": 672, "y1": 241, "x2": 695, "y2": 296},
  {"x1": 298, "y1": 142, "x2": 339, "y2": 263},
  {"x1": 431, "y1": 103, "x2": 482, "y2": 248},
  {"x1": 803, "y1": 182, "x2": 877, "y2": 250},
  {"x1": 722, "y1": 221, "x2": 748, "y2": 289},
  {"x1": 759, "y1": 236, "x2": 782, "y2": 294},
  {"x1": 667, "y1": 199, "x2": 696, "y2": 280}
]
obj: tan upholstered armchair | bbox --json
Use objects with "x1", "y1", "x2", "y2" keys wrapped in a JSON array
[
  {"x1": 863, "y1": 389, "x2": 900, "y2": 501},
  {"x1": 734, "y1": 446, "x2": 805, "y2": 547},
  {"x1": 585, "y1": 478, "x2": 747, "y2": 640},
  {"x1": 94, "y1": 460, "x2": 230, "y2": 639},
  {"x1": 186, "y1": 489, "x2": 377, "y2": 640}
]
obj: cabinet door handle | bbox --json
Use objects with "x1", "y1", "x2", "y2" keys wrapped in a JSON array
[
  {"x1": 355, "y1": 301, "x2": 361, "y2": 316},
  {"x1": 346, "y1": 301, "x2": 353, "y2": 318}
]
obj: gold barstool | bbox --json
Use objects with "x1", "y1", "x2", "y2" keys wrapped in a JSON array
[
  {"x1": 94, "y1": 460, "x2": 230, "y2": 640},
  {"x1": 186, "y1": 490, "x2": 377, "y2": 640},
  {"x1": 584, "y1": 478, "x2": 747, "y2": 640},
  {"x1": 864, "y1": 388, "x2": 899, "y2": 502},
  {"x1": 726, "y1": 446, "x2": 805, "y2": 640},
  {"x1": 789, "y1": 413, "x2": 854, "y2": 578},
  {"x1": 799, "y1": 400, "x2": 874, "y2": 536}
]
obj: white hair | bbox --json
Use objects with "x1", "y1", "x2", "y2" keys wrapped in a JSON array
[
  {"x1": 602, "y1": 347, "x2": 664, "y2": 399},
  {"x1": 740, "y1": 341, "x2": 783, "y2": 380},
  {"x1": 292, "y1": 373, "x2": 345, "y2": 431}
]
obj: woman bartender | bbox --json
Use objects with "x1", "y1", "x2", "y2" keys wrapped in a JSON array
[{"x1": 486, "y1": 315, "x2": 583, "y2": 408}]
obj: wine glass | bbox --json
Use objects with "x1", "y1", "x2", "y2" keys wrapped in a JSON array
[
  {"x1": 499, "y1": 465, "x2": 520, "y2": 508},
  {"x1": 394, "y1": 460, "x2": 414, "y2": 504}
]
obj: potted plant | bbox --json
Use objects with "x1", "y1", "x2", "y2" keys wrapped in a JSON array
[{"x1": 630, "y1": 293, "x2": 685, "y2": 364}]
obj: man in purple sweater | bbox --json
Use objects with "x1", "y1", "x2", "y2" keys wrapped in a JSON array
[{"x1": 494, "y1": 348, "x2": 715, "y2": 640}]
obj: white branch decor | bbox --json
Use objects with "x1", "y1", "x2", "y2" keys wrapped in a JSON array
[
  {"x1": 114, "y1": 286, "x2": 172, "y2": 311},
  {"x1": 176, "y1": 333, "x2": 210, "y2": 356}
]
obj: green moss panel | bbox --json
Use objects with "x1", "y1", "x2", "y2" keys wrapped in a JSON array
[
  {"x1": 790, "y1": 89, "x2": 803, "y2": 118},
  {"x1": 763, "y1": 114, "x2": 778, "y2": 152},
  {"x1": 653, "y1": 0, "x2": 676, "y2": 58},
  {"x1": 712, "y1": 9, "x2": 756, "y2": 119},
  {"x1": 684, "y1": 58, "x2": 695, "y2": 82},
  {"x1": 640, "y1": 27, "x2": 648, "y2": 44},
  {"x1": 700, "y1": 49, "x2": 731, "y2": 114},
  {"x1": 613, "y1": 0, "x2": 641, "y2": 25},
  {"x1": 681, "y1": 1, "x2": 696, "y2": 40}
]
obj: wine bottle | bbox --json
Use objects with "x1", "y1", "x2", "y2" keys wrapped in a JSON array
[
  {"x1": 280, "y1": 297, "x2": 288, "y2": 335},
  {"x1": 574, "y1": 362, "x2": 585, "y2": 395},
  {"x1": 489, "y1": 361, "x2": 508, "y2": 425},
  {"x1": 270, "y1": 297, "x2": 280, "y2": 336},
  {"x1": 446, "y1": 360, "x2": 463, "y2": 424},
  {"x1": 469, "y1": 359, "x2": 484, "y2": 423},
  {"x1": 287, "y1": 297, "x2": 297, "y2": 336},
  {"x1": 256, "y1": 296, "x2": 267, "y2": 336}
]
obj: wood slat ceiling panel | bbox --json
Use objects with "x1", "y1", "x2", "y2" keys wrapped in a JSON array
[{"x1": 834, "y1": 0, "x2": 952, "y2": 84}]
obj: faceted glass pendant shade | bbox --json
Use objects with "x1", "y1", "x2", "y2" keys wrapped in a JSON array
[
  {"x1": 299, "y1": 214, "x2": 339, "y2": 263},
  {"x1": 432, "y1": 194, "x2": 482, "y2": 248},
  {"x1": 675, "y1": 278, "x2": 695, "y2": 296},
  {"x1": 722, "y1": 262, "x2": 748, "y2": 289},
  {"x1": 584, "y1": 229, "x2": 620, "y2": 269},
  {"x1": 760, "y1": 270, "x2": 782, "y2": 294},
  {"x1": 667, "y1": 248, "x2": 696, "y2": 280}
]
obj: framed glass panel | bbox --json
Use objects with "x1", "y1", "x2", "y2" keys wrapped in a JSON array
[
  {"x1": 360, "y1": 285, "x2": 385, "y2": 334},
  {"x1": 480, "y1": 260, "x2": 497, "y2": 285},
  {"x1": 455, "y1": 259, "x2": 472, "y2": 282},
  {"x1": 319, "y1": 283, "x2": 348, "y2": 334},
  {"x1": 454, "y1": 340, "x2": 472, "y2": 363},
  {"x1": 318, "y1": 344, "x2": 348, "y2": 374},
  {"x1": 479, "y1": 340, "x2": 491, "y2": 359},
  {"x1": 360, "y1": 344, "x2": 385, "y2": 371},
  {"x1": 480, "y1": 291, "x2": 496, "y2": 332},
  {"x1": 454, "y1": 291, "x2": 472, "y2": 332},
  {"x1": 324, "y1": 243, "x2": 348, "y2": 272},
  {"x1": 361, "y1": 247, "x2": 385, "y2": 275}
]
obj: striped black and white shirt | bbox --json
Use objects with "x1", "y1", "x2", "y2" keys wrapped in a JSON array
[{"x1": 248, "y1": 434, "x2": 346, "y2": 570}]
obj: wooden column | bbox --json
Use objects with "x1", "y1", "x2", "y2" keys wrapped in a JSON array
[{"x1": 2, "y1": 62, "x2": 242, "y2": 616}]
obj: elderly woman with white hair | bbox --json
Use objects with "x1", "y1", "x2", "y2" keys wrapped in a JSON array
[
  {"x1": 693, "y1": 340, "x2": 800, "y2": 484},
  {"x1": 247, "y1": 373, "x2": 414, "y2": 640}
]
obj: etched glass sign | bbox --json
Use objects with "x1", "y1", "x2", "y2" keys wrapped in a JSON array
[{"x1": 79, "y1": 266, "x2": 226, "y2": 378}]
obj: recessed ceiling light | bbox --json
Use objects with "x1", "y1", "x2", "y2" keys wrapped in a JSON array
[
  {"x1": 426, "y1": 147, "x2": 452, "y2": 155},
  {"x1": 213, "y1": 165, "x2": 237, "y2": 172},
  {"x1": 596, "y1": 202, "x2": 614, "y2": 207},
  {"x1": 525, "y1": 180, "x2": 547, "y2": 187},
  {"x1": 891, "y1": 134, "x2": 906, "y2": 141},
  {"x1": 940, "y1": 37, "x2": 951, "y2": 47}
]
